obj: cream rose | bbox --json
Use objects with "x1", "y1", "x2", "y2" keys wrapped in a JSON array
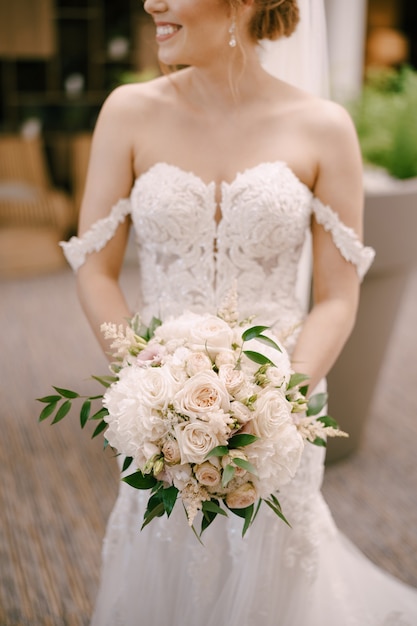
[
  {"x1": 185, "y1": 352, "x2": 213, "y2": 377},
  {"x1": 215, "y1": 350, "x2": 237, "y2": 368},
  {"x1": 135, "y1": 365, "x2": 177, "y2": 411},
  {"x1": 222, "y1": 449, "x2": 248, "y2": 478},
  {"x1": 162, "y1": 439, "x2": 181, "y2": 465},
  {"x1": 174, "y1": 421, "x2": 222, "y2": 464},
  {"x1": 225, "y1": 482, "x2": 257, "y2": 509},
  {"x1": 194, "y1": 461, "x2": 221, "y2": 487},
  {"x1": 173, "y1": 370, "x2": 230, "y2": 419},
  {"x1": 218, "y1": 364, "x2": 246, "y2": 396}
]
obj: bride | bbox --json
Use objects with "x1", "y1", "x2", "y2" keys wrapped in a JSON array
[{"x1": 62, "y1": 0, "x2": 417, "y2": 624}]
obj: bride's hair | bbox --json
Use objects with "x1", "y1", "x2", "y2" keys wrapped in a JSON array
[{"x1": 230, "y1": 0, "x2": 300, "y2": 42}]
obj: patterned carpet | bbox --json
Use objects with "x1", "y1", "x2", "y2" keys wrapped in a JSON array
[{"x1": 1, "y1": 264, "x2": 416, "y2": 625}]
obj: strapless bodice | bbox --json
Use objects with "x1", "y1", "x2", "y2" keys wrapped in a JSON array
[{"x1": 61, "y1": 161, "x2": 374, "y2": 350}]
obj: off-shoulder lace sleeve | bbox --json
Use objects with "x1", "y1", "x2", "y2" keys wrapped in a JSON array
[
  {"x1": 60, "y1": 198, "x2": 131, "y2": 272},
  {"x1": 311, "y1": 197, "x2": 375, "y2": 281}
]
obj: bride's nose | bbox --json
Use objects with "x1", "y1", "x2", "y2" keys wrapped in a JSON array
[{"x1": 143, "y1": 0, "x2": 168, "y2": 15}]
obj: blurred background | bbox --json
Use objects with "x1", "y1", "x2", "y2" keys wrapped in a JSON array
[{"x1": 1, "y1": 1, "x2": 417, "y2": 624}]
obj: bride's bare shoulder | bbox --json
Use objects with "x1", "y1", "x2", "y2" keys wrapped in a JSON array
[{"x1": 99, "y1": 74, "x2": 179, "y2": 119}]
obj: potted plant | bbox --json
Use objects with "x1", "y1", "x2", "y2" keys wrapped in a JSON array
[{"x1": 326, "y1": 66, "x2": 417, "y2": 462}]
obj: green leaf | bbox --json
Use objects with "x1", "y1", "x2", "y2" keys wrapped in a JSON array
[
  {"x1": 312, "y1": 436, "x2": 327, "y2": 448},
  {"x1": 51, "y1": 400, "x2": 72, "y2": 424},
  {"x1": 141, "y1": 501, "x2": 165, "y2": 530},
  {"x1": 202, "y1": 500, "x2": 228, "y2": 517},
  {"x1": 205, "y1": 445, "x2": 229, "y2": 459},
  {"x1": 264, "y1": 497, "x2": 291, "y2": 527},
  {"x1": 91, "y1": 419, "x2": 107, "y2": 438},
  {"x1": 122, "y1": 456, "x2": 133, "y2": 472},
  {"x1": 243, "y1": 350, "x2": 275, "y2": 366},
  {"x1": 307, "y1": 392, "x2": 328, "y2": 416},
  {"x1": 201, "y1": 509, "x2": 217, "y2": 535},
  {"x1": 147, "y1": 316, "x2": 162, "y2": 340},
  {"x1": 287, "y1": 372, "x2": 310, "y2": 390},
  {"x1": 52, "y1": 386, "x2": 79, "y2": 399},
  {"x1": 241, "y1": 325, "x2": 269, "y2": 341},
  {"x1": 80, "y1": 400, "x2": 91, "y2": 428},
  {"x1": 222, "y1": 464, "x2": 236, "y2": 487},
  {"x1": 91, "y1": 375, "x2": 118, "y2": 388},
  {"x1": 228, "y1": 433, "x2": 258, "y2": 448},
  {"x1": 123, "y1": 471, "x2": 157, "y2": 490},
  {"x1": 161, "y1": 486, "x2": 178, "y2": 517},
  {"x1": 37, "y1": 394, "x2": 62, "y2": 404},
  {"x1": 90, "y1": 407, "x2": 109, "y2": 421},
  {"x1": 317, "y1": 415, "x2": 340, "y2": 429},
  {"x1": 38, "y1": 401, "x2": 58, "y2": 422},
  {"x1": 242, "y1": 503, "x2": 254, "y2": 537},
  {"x1": 254, "y1": 335, "x2": 282, "y2": 353},
  {"x1": 232, "y1": 457, "x2": 259, "y2": 477}
]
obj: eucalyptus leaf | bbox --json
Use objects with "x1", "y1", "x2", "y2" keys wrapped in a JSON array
[
  {"x1": 141, "y1": 501, "x2": 165, "y2": 530},
  {"x1": 241, "y1": 325, "x2": 269, "y2": 342},
  {"x1": 312, "y1": 436, "x2": 327, "y2": 448},
  {"x1": 51, "y1": 400, "x2": 72, "y2": 424},
  {"x1": 254, "y1": 335, "x2": 282, "y2": 353},
  {"x1": 92, "y1": 375, "x2": 118, "y2": 388},
  {"x1": 52, "y1": 386, "x2": 79, "y2": 399},
  {"x1": 161, "y1": 486, "x2": 179, "y2": 517},
  {"x1": 123, "y1": 471, "x2": 157, "y2": 490},
  {"x1": 122, "y1": 456, "x2": 133, "y2": 472},
  {"x1": 307, "y1": 392, "x2": 328, "y2": 416},
  {"x1": 222, "y1": 464, "x2": 236, "y2": 487},
  {"x1": 288, "y1": 372, "x2": 310, "y2": 390},
  {"x1": 232, "y1": 457, "x2": 259, "y2": 477},
  {"x1": 90, "y1": 407, "x2": 109, "y2": 421},
  {"x1": 242, "y1": 503, "x2": 255, "y2": 537},
  {"x1": 205, "y1": 445, "x2": 229, "y2": 459},
  {"x1": 80, "y1": 400, "x2": 91, "y2": 428},
  {"x1": 38, "y1": 401, "x2": 58, "y2": 422},
  {"x1": 264, "y1": 497, "x2": 291, "y2": 527},
  {"x1": 37, "y1": 394, "x2": 62, "y2": 404},
  {"x1": 243, "y1": 350, "x2": 275, "y2": 366},
  {"x1": 228, "y1": 433, "x2": 258, "y2": 448},
  {"x1": 317, "y1": 415, "x2": 340, "y2": 429},
  {"x1": 202, "y1": 500, "x2": 228, "y2": 517},
  {"x1": 92, "y1": 419, "x2": 107, "y2": 438}
]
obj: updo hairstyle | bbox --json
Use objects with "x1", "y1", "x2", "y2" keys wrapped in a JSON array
[{"x1": 230, "y1": 0, "x2": 300, "y2": 42}]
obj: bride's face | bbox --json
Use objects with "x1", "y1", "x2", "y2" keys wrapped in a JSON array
[{"x1": 143, "y1": 0, "x2": 233, "y2": 67}]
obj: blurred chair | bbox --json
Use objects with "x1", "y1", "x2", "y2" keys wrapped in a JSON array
[{"x1": 0, "y1": 134, "x2": 73, "y2": 277}]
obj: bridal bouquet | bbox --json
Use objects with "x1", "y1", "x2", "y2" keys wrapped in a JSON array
[{"x1": 38, "y1": 293, "x2": 347, "y2": 537}]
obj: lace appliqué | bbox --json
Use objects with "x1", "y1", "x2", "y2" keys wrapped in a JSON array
[
  {"x1": 312, "y1": 197, "x2": 375, "y2": 281},
  {"x1": 60, "y1": 198, "x2": 131, "y2": 272}
]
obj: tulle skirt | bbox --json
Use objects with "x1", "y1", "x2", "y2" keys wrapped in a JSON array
[{"x1": 90, "y1": 444, "x2": 417, "y2": 626}]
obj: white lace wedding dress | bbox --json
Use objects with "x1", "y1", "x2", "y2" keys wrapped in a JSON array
[{"x1": 63, "y1": 162, "x2": 417, "y2": 625}]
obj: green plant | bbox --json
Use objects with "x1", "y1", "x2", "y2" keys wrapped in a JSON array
[{"x1": 351, "y1": 66, "x2": 417, "y2": 179}]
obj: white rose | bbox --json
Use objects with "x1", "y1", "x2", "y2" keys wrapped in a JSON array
[
  {"x1": 230, "y1": 400, "x2": 253, "y2": 425},
  {"x1": 218, "y1": 364, "x2": 246, "y2": 396},
  {"x1": 135, "y1": 365, "x2": 177, "y2": 411},
  {"x1": 153, "y1": 312, "x2": 201, "y2": 346},
  {"x1": 186, "y1": 352, "x2": 213, "y2": 377},
  {"x1": 241, "y1": 330, "x2": 291, "y2": 377},
  {"x1": 189, "y1": 314, "x2": 234, "y2": 358},
  {"x1": 174, "y1": 421, "x2": 223, "y2": 464},
  {"x1": 225, "y1": 482, "x2": 257, "y2": 509},
  {"x1": 251, "y1": 388, "x2": 293, "y2": 440},
  {"x1": 173, "y1": 370, "x2": 230, "y2": 419},
  {"x1": 194, "y1": 461, "x2": 221, "y2": 487},
  {"x1": 215, "y1": 350, "x2": 237, "y2": 368}
]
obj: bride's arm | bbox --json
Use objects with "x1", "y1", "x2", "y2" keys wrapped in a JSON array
[
  {"x1": 75, "y1": 87, "x2": 135, "y2": 354},
  {"x1": 291, "y1": 102, "x2": 364, "y2": 393}
]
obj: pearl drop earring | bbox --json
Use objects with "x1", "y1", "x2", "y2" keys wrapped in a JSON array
[{"x1": 229, "y1": 18, "x2": 237, "y2": 48}]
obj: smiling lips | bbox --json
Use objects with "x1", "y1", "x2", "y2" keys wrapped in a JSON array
[{"x1": 156, "y1": 24, "x2": 181, "y2": 41}]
